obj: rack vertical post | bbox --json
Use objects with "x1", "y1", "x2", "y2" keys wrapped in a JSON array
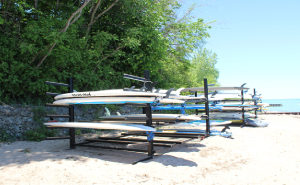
[
  {"x1": 204, "y1": 78, "x2": 210, "y2": 136},
  {"x1": 144, "y1": 70, "x2": 154, "y2": 157},
  {"x1": 144, "y1": 70, "x2": 153, "y2": 92},
  {"x1": 241, "y1": 89, "x2": 245, "y2": 124},
  {"x1": 194, "y1": 92, "x2": 200, "y2": 115},
  {"x1": 68, "y1": 78, "x2": 76, "y2": 149},
  {"x1": 253, "y1": 88, "x2": 258, "y2": 118}
]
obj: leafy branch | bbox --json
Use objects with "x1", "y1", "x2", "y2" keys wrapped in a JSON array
[{"x1": 36, "y1": 0, "x2": 92, "y2": 67}]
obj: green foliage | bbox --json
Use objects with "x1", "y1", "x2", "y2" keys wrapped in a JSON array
[
  {"x1": 25, "y1": 106, "x2": 55, "y2": 141},
  {"x1": 32, "y1": 106, "x2": 46, "y2": 123},
  {"x1": 0, "y1": 0, "x2": 219, "y2": 104},
  {"x1": 0, "y1": 128, "x2": 11, "y2": 142},
  {"x1": 187, "y1": 48, "x2": 219, "y2": 87},
  {"x1": 25, "y1": 127, "x2": 56, "y2": 141},
  {"x1": 75, "y1": 129, "x2": 81, "y2": 136}
]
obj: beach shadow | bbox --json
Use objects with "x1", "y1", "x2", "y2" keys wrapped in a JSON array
[
  {"x1": 0, "y1": 140, "x2": 150, "y2": 166},
  {"x1": 0, "y1": 139, "x2": 206, "y2": 166},
  {"x1": 151, "y1": 154, "x2": 198, "y2": 167},
  {"x1": 169, "y1": 143, "x2": 205, "y2": 153}
]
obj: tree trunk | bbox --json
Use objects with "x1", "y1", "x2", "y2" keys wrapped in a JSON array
[{"x1": 36, "y1": 0, "x2": 92, "y2": 67}]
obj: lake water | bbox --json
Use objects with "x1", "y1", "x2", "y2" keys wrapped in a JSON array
[{"x1": 262, "y1": 99, "x2": 300, "y2": 112}]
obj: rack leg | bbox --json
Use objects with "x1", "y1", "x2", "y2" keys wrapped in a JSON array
[
  {"x1": 242, "y1": 107, "x2": 245, "y2": 125},
  {"x1": 132, "y1": 132, "x2": 154, "y2": 165},
  {"x1": 148, "y1": 140, "x2": 154, "y2": 157},
  {"x1": 241, "y1": 89, "x2": 245, "y2": 126},
  {"x1": 204, "y1": 78, "x2": 210, "y2": 136},
  {"x1": 68, "y1": 78, "x2": 76, "y2": 149},
  {"x1": 145, "y1": 103, "x2": 152, "y2": 127},
  {"x1": 69, "y1": 128, "x2": 76, "y2": 149}
]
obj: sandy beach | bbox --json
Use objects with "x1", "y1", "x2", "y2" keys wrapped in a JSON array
[{"x1": 1, "y1": 114, "x2": 300, "y2": 185}]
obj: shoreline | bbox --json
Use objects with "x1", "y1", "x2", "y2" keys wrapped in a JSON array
[{"x1": 1, "y1": 114, "x2": 300, "y2": 184}]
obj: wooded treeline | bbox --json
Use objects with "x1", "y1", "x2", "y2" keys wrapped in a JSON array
[{"x1": 0, "y1": 0, "x2": 219, "y2": 104}]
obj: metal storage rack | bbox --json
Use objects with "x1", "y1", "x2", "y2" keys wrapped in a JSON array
[{"x1": 44, "y1": 72, "x2": 210, "y2": 164}]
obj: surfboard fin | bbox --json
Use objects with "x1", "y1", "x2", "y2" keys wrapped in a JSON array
[
  {"x1": 123, "y1": 86, "x2": 136, "y2": 91},
  {"x1": 104, "y1": 107, "x2": 111, "y2": 117},
  {"x1": 164, "y1": 88, "x2": 174, "y2": 98}
]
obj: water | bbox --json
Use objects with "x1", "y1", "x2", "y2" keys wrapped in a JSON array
[{"x1": 262, "y1": 99, "x2": 300, "y2": 112}]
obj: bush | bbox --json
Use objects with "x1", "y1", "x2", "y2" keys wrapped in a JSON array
[
  {"x1": 0, "y1": 128, "x2": 11, "y2": 142},
  {"x1": 25, "y1": 106, "x2": 56, "y2": 141},
  {"x1": 25, "y1": 127, "x2": 56, "y2": 141}
]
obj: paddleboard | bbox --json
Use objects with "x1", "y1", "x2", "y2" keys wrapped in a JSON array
[
  {"x1": 209, "y1": 112, "x2": 256, "y2": 120},
  {"x1": 44, "y1": 122, "x2": 156, "y2": 131},
  {"x1": 158, "y1": 120, "x2": 232, "y2": 130},
  {"x1": 211, "y1": 107, "x2": 257, "y2": 112},
  {"x1": 181, "y1": 86, "x2": 249, "y2": 92},
  {"x1": 168, "y1": 95, "x2": 206, "y2": 101},
  {"x1": 100, "y1": 114, "x2": 202, "y2": 121},
  {"x1": 154, "y1": 88, "x2": 184, "y2": 96},
  {"x1": 53, "y1": 97, "x2": 158, "y2": 105},
  {"x1": 151, "y1": 105, "x2": 222, "y2": 111},
  {"x1": 154, "y1": 129, "x2": 232, "y2": 138},
  {"x1": 215, "y1": 104, "x2": 260, "y2": 108},
  {"x1": 53, "y1": 97, "x2": 184, "y2": 105},
  {"x1": 54, "y1": 89, "x2": 164, "y2": 100},
  {"x1": 159, "y1": 98, "x2": 185, "y2": 104}
]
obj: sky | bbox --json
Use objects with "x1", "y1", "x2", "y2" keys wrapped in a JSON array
[{"x1": 178, "y1": 0, "x2": 300, "y2": 99}]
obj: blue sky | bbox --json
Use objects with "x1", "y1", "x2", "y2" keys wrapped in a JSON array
[{"x1": 178, "y1": 0, "x2": 300, "y2": 99}]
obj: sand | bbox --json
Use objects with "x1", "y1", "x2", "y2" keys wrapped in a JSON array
[{"x1": 1, "y1": 114, "x2": 300, "y2": 185}]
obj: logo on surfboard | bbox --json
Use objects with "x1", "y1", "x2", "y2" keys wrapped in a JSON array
[{"x1": 71, "y1": 92, "x2": 92, "y2": 97}]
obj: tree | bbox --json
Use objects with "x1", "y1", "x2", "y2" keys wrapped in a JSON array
[
  {"x1": 188, "y1": 48, "x2": 219, "y2": 87},
  {"x1": 0, "y1": 0, "x2": 219, "y2": 103}
]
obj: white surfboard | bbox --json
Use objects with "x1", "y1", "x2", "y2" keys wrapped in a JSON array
[
  {"x1": 168, "y1": 95, "x2": 206, "y2": 101},
  {"x1": 159, "y1": 98, "x2": 185, "y2": 104},
  {"x1": 154, "y1": 88, "x2": 184, "y2": 96},
  {"x1": 209, "y1": 112, "x2": 256, "y2": 120},
  {"x1": 100, "y1": 114, "x2": 202, "y2": 121},
  {"x1": 54, "y1": 89, "x2": 164, "y2": 100},
  {"x1": 154, "y1": 88, "x2": 205, "y2": 101},
  {"x1": 181, "y1": 86, "x2": 249, "y2": 92},
  {"x1": 53, "y1": 97, "x2": 184, "y2": 105},
  {"x1": 158, "y1": 120, "x2": 232, "y2": 130},
  {"x1": 44, "y1": 122, "x2": 156, "y2": 131}
]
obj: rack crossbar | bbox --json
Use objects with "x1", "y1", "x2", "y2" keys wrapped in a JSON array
[
  {"x1": 95, "y1": 137, "x2": 183, "y2": 144},
  {"x1": 45, "y1": 81, "x2": 70, "y2": 87},
  {"x1": 45, "y1": 103, "x2": 70, "y2": 108},
  {"x1": 45, "y1": 136, "x2": 70, "y2": 140},
  {"x1": 75, "y1": 143, "x2": 154, "y2": 153},
  {"x1": 122, "y1": 133, "x2": 202, "y2": 138},
  {"x1": 46, "y1": 92, "x2": 60, "y2": 96},
  {"x1": 123, "y1": 74, "x2": 147, "y2": 82},
  {"x1": 46, "y1": 114, "x2": 70, "y2": 118},
  {"x1": 86, "y1": 139, "x2": 173, "y2": 147}
]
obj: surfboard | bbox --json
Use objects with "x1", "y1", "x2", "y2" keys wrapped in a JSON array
[
  {"x1": 181, "y1": 86, "x2": 249, "y2": 92},
  {"x1": 53, "y1": 97, "x2": 157, "y2": 105},
  {"x1": 153, "y1": 88, "x2": 206, "y2": 102},
  {"x1": 157, "y1": 120, "x2": 232, "y2": 130},
  {"x1": 53, "y1": 97, "x2": 185, "y2": 105},
  {"x1": 154, "y1": 130, "x2": 232, "y2": 138},
  {"x1": 215, "y1": 104, "x2": 260, "y2": 108},
  {"x1": 159, "y1": 98, "x2": 185, "y2": 104},
  {"x1": 100, "y1": 114, "x2": 202, "y2": 121},
  {"x1": 154, "y1": 88, "x2": 184, "y2": 96},
  {"x1": 151, "y1": 105, "x2": 222, "y2": 111},
  {"x1": 54, "y1": 89, "x2": 164, "y2": 100},
  {"x1": 209, "y1": 112, "x2": 256, "y2": 120},
  {"x1": 168, "y1": 95, "x2": 206, "y2": 101},
  {"x1": 44, "y1": 122, "x2": 156, "y2": 131}
]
